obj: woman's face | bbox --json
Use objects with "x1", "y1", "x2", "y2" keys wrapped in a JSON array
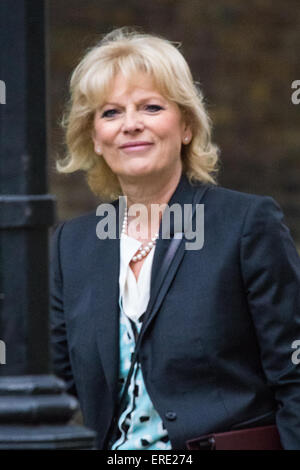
[{"x1": 92, "y1": 72, "x2": 191, "y2": 184}]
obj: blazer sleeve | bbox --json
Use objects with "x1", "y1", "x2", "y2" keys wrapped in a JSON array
[
  {"x1": 49, "y1": 222, "x2": 78, "y2": 397},
  {"x1": 240, "y1": 195, "x2": 300, "y2": 449}
]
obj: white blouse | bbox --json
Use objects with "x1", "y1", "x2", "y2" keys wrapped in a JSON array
[{"x1": 119, "y1": 232, "x2": 156, "y2": 322}]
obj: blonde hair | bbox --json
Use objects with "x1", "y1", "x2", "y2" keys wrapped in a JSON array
[{"x1": 58, "y1": 27, "x2": 220, "y2": 201}]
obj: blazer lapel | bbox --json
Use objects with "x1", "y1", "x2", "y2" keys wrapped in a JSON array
[
  {"x1": 149, "y1": 174, "x2": 193, "y2": 288},
  {"x1": 139, "y1": 236, "x2": 185, "y2": 344}
]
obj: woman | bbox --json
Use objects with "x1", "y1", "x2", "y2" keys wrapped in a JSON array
[{"x1": 50, "y1": 27, "x2": 300, "y2": 450}]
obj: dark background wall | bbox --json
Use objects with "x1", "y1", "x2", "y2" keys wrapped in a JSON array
[{"x1": 48, "y1": 0, "x2": 300, "y2": 246}]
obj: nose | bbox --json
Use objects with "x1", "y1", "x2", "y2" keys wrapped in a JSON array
[{"x1": 122, "y1": 108, "x2": 144, "y2": 134}]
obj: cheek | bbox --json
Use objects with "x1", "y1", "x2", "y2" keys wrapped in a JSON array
[
  {"x1": 93, "y1": 123, "x2": 115, "y2": 146},
  {"x1": 158, "y1": 127, "x2": 183, "y2": 151},
  {"x1": 155, "y1": 116, "x2": 184, "y2": 143}
]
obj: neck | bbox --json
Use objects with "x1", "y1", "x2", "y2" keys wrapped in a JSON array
[
  {"x1": 119, "y1": 166, "x2": 182, "y2": 240},
  {"x1": 119, "y1": 166, "x2": 182, "y2": 209}
]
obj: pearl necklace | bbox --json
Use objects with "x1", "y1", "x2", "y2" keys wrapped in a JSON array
[{"x1": 121, "y1": 209, "x2": 159, "y2": 263}]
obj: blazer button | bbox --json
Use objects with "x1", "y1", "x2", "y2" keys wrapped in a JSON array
[{"x1": 165, "y1": 411, "x2": 177, "y2": 421}]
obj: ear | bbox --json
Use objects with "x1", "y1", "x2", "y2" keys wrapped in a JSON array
[
  {"x1": 94, "y1": 143, "x2": 102, "y2": 154},
  {"x1": 182, "y1": 126, "x2": 192, "y2": 145},
  {"x1": 180, "y1": 110, "x2": 192, "y2": 144},
  {"x1": 91, "y1": 129, "x2": 101, "y2": 154}
]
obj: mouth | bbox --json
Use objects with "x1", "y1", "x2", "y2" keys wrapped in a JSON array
[{"x1": 119, "y1": 141, "x2": 153, "y2": 152}]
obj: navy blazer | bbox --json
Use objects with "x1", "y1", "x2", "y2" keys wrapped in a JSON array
[{"x1": 50, "y1": 174, "x2": 300, "y2": 449}]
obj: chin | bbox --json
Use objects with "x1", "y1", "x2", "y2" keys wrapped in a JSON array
[{"x1": 122, "y1": 164, "x2": 158, "y2": 178}]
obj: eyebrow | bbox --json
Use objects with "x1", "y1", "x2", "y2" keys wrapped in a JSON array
[{"x1": 101, "y1": 95, "x2": 166, "y2": 108}]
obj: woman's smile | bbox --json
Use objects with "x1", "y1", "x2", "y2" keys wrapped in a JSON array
[{"x1": 119, "y1": 141, "x2": 154, "y2": 153}]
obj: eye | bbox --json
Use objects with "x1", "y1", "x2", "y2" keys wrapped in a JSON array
[
  {"x1": 101, "y1": 108, "x2": 120, "y2": 118},
  {"x1": 144, "y1": 104, "x2": 163, "y2": 112}
]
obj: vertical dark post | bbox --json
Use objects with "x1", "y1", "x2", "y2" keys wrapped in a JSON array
[{"x1": 0, "y1": 0, "x2": 95, "y2": 448}]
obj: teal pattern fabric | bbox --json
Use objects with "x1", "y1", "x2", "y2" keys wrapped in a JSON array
[{"x1": 111, "y1": 297, "x2": 172, "y2": 450}]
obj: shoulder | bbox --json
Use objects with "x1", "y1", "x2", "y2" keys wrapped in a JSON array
[
  {"x1": 201, "y1": 183, "x2": 270, "y2": 206},
  {"x1": 193, "y1": 182, "x2": 285, "y2": 235},
  {"x1": 52, "y1": 199, "x2": 119, "y2": 243},
  {"x1": 59, "y1": 209, "x2": 98, "y2": 231},
  {"x1": 51, "y1": 209, "x2": 96, "y2": 241},
  {"x1": 199, "y1": 183, "x2": 280, "y2": 216},
  {"x1": 51, "y1": 209, "x2": 105, "y2": 252}
]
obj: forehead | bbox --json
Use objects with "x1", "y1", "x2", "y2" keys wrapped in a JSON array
[{"x1": 104, "y1": 72, "x2": 165, "y2": 103}]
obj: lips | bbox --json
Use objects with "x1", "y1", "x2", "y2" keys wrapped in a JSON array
[{"x1": 119, "y1": 141, "x2": 153, "y2": 149}]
